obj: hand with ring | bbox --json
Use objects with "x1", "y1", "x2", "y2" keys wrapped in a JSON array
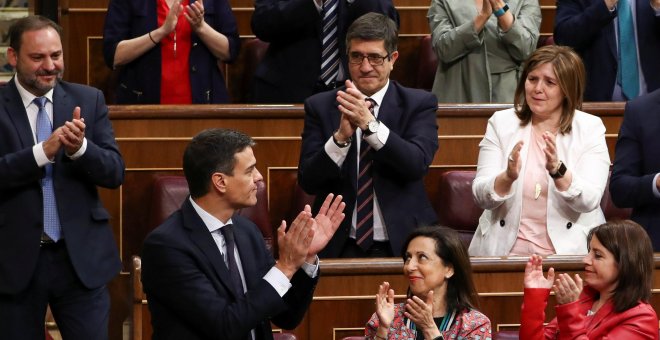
[{"x1": 184, "y1": 1, "x2": 206, "y2": 30}]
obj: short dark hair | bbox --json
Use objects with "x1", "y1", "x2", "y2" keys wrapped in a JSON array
[
  {"x1": 587, "y1": 220, "x2": 653, "y2": 313},
  {"x1": 513, "y1": 45, "x2": 585, "y2": 134},
  {"x1": 8, "y1": 15, "x2": 62, "y2": 52},
  {"x1": 182, "y1": 129, "x2": 255, "y2": 198},
  {"x1": 345, "y1": 12, "x2": 398, "y2": 55},
  {"x1": 401, "y1": 226, "x2": 479, "y2": 313}
]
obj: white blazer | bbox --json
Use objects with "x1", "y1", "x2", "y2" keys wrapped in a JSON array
[{"x1": 469, "y1": 109, "x2": 610, "y2": 256}]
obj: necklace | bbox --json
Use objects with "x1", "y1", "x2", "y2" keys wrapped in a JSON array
[{"x1": 586, "y1": 309, "x2": 595, "y2": 316}]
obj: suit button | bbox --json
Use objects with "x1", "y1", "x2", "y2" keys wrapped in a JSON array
[
  {"x1": 192, "y1": 66, "x2": 197, "y2": 72},
  {"x1": 566, "y1": 222, "x2": 572, "y2": 229},
  {"x1": 499, "y1": 220, "x2": 505, "y2": 227}
]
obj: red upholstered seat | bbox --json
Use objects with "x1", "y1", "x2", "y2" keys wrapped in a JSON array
[
  {"x1": 435, "y1": 171, "x2": 483, "y2": 247},
  {"x1": 415, "y1": 35, "x2": 438, "y2": 91},
  {"x1": 149, "y1": 175, "x2": 273, "y2": 250},
  {"x1": 494, "y1": 330, "x2": 519, "y2": 340},
  {"x1": 600, "y1": 171, "x2": 632, "y2": 221}
]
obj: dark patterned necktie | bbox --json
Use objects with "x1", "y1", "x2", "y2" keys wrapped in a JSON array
[
  {"x1": 355, "y1": 98, "x2": 377, "y2": 250},
  {"x1": 220, "y1": 224, "x2": 244, "y2": 295},
  {"x1": 320, "y1": 0, "x2": 339, "y2": 86}
]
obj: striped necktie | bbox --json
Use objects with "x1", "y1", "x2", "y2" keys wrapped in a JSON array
[
  {"x1": 355, "y1": 98, "x2": 377, "y2": 251},
  {"x1": 617, "y1": 0, "x2": 640, "y2": 99},
  {"x1": 34, "y1": 97, "x2": 62, "y2": 241},
  {"x1": 320, "y1": 0, "x2": 339, "y2": 86}
]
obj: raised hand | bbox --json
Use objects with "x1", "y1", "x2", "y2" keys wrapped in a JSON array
[
  {"x1": 305, "y1": 194, "x2": 345, "y2": 259},
  {"x1": 375, "y1": 281, "x2": 395, "y2": 329},
  {"x1": 541, "y1": 131, "x2": 560, "y2": 173},
  {"x1": 404, "y1": 291, "x2": 440, "y2": 339},
  {"x1": 59, "y1": 106, "x2": 86, "y2": 155},
  {"x1": 553, "y1": 273, "x2": 583, "y2": 305},
  {"x1": 506, "y1": 140, "x2": 524, "y2": 181},
  {"x1": 523, "y1": 255, "x2": 555, "y2": 289},
  {"x1": 275, "y1": 210, "x2": 315, "y2": 279},
  {"x1": 184, "y1": 1, "x2": 206, "y2": 31},
  {"x1": 162, "y1": 0, "x2": 183, "y2": 34},
  {"x1": 337, "y1": 80, "x2": 374, "y2": 130}
]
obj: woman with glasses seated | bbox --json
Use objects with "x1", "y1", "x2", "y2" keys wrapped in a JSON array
[
  {"x1": 364, "y1": 226, "x2": 492, "y2": 339},
  {"x1": 520, "y1": 220, "x2": 658, "y2": 339},
  {"x1": 427, "y1": 0, "x2": 541, "y2": 103}
]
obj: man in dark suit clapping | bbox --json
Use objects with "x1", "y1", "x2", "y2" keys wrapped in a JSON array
[
  {"x1": 0, "y1": 15, "x2": 125, "y2": 339},
  {"x1": 298, "y1": 13, "x2": 439, "y2": 258}
]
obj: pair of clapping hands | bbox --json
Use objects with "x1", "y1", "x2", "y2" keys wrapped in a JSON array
[
  {"x1": 524, "y1": 254, "x2": 583, "y2": 304},
  {"x1": 274, "y1": 194, "x2": 346, "y2": 279},
  {"x1": 375, "y1": 282, "x2": 443, "y2": 339}
]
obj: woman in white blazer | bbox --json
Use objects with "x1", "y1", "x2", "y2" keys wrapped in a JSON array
[{"x1": 469, "y1": 45, "x2": 610, "y2": 256}]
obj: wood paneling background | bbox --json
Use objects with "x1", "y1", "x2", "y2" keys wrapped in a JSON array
[
  {"x1": 56, "y1": 0, "x2": 557, "y2": 104},
  {"x1": 100, "y1": 102, "x2": 624, "y2": 339}
]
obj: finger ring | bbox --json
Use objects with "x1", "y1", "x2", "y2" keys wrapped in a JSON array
[{"x1": 508, "y1": 155, "x2": 514, "y2": 162}]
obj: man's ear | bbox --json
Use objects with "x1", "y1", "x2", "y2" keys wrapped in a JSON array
[
  {"x1": 7, "y1": 47, "x2": 17, "y2": 68},
  {"x1": 211, "y1": 172, "x2": 228, "y2": 193}
]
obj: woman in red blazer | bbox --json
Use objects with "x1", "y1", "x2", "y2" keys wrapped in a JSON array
[{"x1": 520, "y1": 220, "x2": 658, "y2": 339}]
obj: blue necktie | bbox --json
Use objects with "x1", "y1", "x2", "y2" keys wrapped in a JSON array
[
  {"x1": 617, "y1": 0, "x2": 640, "y2": 99},
  {"x1": 320, "y1": 0, "x2": 339, "y2": 86},
  {"x1": 34, "y1": 97, "x2": 62, "y2": 241},
  {"x1": 355, "y1": 98, "x2": 376, "y2": 251}
]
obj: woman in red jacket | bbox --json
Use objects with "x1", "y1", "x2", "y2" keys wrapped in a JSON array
[{"x1": 520, "y1": 220, "x2": 658, "y2": 339}]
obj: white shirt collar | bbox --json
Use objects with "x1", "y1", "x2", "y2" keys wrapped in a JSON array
[
  {"x1": 13, "y1": 76, "x2": 55, "y2": 110},
  {"x1": 189, "y1": 197, "x2": 233, "y2": 234}
]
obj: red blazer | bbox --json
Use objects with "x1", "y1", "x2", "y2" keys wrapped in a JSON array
[{"x1": 520, "y1": 287, "x2": 659, "y2": 339}]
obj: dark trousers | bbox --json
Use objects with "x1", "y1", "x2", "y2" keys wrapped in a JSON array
[
  {"x1": 339, "y1": 238, "x2": 394, "y2": 258},
  {"x1": 0, "y1": 241, "x2": 110, "y2": 340}
]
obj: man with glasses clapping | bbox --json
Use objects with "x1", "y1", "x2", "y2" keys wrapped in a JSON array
[{"x1": 298, "y1": 12, "x2": 439, "y2": 258}]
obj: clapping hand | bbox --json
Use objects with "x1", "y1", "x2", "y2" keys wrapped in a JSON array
[
  {"x1": 305, "y1": 193, "x2": 346, "y2": 261},
  {"x1": 553, "y1": 273, "x2": 583, "y2": 305},
  {"x1": 375, "y1": 282, "x2": 395, "y2": 329},
  {"x1": 523, "y1": 255, "x2": 555, "y2": 289}
]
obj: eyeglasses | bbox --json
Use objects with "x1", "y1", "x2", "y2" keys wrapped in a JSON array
[{"x1": 348, "y1": 52, "x2": 390, "y2": 66}]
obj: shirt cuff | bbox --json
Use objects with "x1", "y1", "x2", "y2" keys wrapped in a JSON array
[
  {"x1": 363, "y1": 122, "x2": 389, "y2": 151},
  {"x1": 33, "y1": 143, "x2": 53, "y2": 167},
  {"x1": 324, "y1": 136, "x2": 350, "y2": 166},
  {"x1": 302, "y1": 256, "x2": 320, "y2": 278},
  {"x1": 66, "y1": 137, "x2": 87, "y2": 160},
  {"x1": 653, "y1": 173, "x2": 660, "y2": 198},
  {"x1": 264, "y1": 266, "x2": 293, "y2": 297}
]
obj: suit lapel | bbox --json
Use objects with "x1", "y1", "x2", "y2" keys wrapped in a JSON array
[
  {"x1": 2, "y1": 78, "x2": 35, "y2": 148},
  {"x1": 231, "y1": 217, "x2": 257, "y2": 289},
  {"x1": 52, "y1": 82, "x2": 71, "y2": 132},
  {"x1": 376, "y1": 82, "x2": 402, "y2": 136},
  {"x1": 181, "y1": 200, "x2": 242, "y2": 298}
]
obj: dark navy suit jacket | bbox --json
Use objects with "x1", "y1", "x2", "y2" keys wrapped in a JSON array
[
  {"x1": 298, "y1": 81, "x2": 439, "y2": 257},
  {"x1": 249, "y1": 0, "x2": 398, "y2": 103},
  {"x1": 141, "y1": 199, "x2": 317, "y2": 340},
  {"x1": 610, "y1": 89, "x2": 660, "y2": 249},
  {"x1": 554, "y1": 0, "x2": 660, "y2": 101},
  {"x1": 0, "y1": 79, "x2": 124, "y2": 294},
  {"x1": 103, "y1": 0, "x2": 240, "y2": 104}
]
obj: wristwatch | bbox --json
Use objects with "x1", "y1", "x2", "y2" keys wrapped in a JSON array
[
  {"x1": 363, "y1": 119, "x2": 379, "y2": 136},
  {"x1": 550, "y1": 161, "x2": 567, "y2": 179},
  {"x1": 493, "y1": 3, "x2": 510, "y2": 17},
  {"x1": 332, "y1": 131, "x2": 351, "y2": 148}
]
